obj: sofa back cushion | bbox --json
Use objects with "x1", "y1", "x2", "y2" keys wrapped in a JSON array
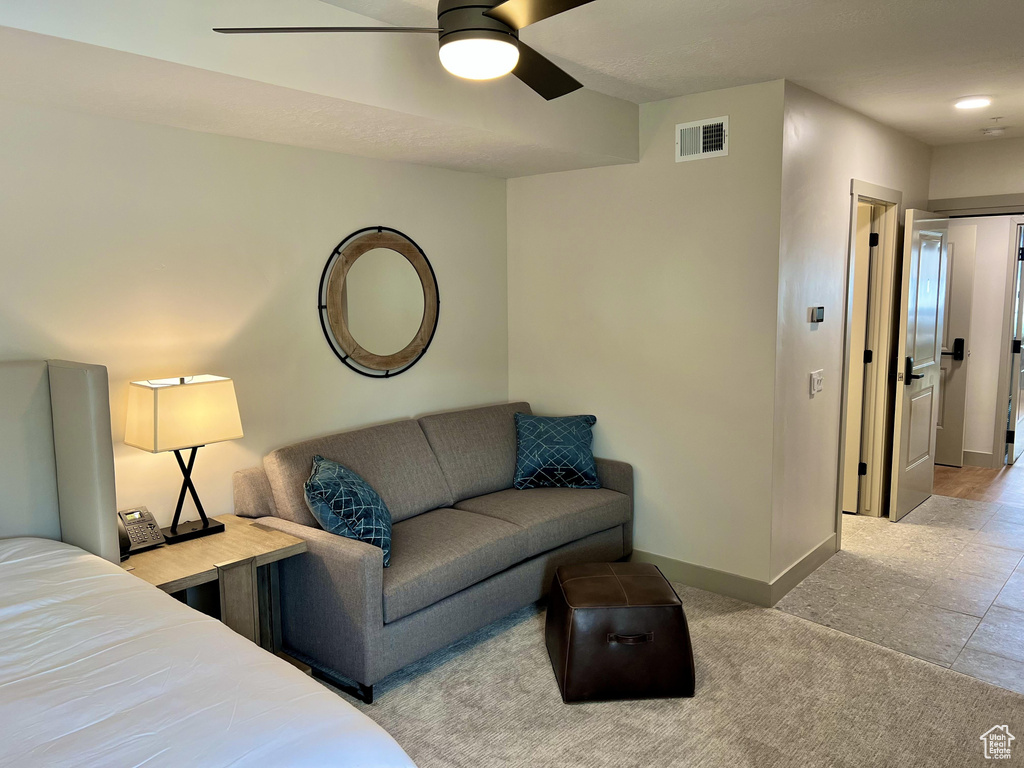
[
  {"x1": 264, "y1": 420, "x2": 454, "y2": 526},
  {"x1": 418, "y1": 402, "x2": 531, "y2": 503}
]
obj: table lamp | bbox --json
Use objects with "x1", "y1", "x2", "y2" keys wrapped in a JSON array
[{"x1": 125, "y1": 375, "x2": 243, "y2": 544}]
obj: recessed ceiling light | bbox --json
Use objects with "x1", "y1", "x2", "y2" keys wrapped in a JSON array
[{"x1": 956, "y1": 97, "x2": 992, "y2": 110}]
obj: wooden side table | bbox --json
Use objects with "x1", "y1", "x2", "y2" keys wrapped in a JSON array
[{"x1": 122, "y1": 514, "x2": 306, "y2": 654}]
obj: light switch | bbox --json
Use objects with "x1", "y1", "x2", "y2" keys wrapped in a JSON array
[{"x1": 810, "y1": 370, "x2": 824, "y2": 396}]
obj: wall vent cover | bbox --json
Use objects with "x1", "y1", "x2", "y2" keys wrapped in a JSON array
[{"x1": 675, "y1": 116, "x2": 729, "y2": 162}]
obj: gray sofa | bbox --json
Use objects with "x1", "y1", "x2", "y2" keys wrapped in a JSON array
[{"x1": 233, "y1": 402, "x2": 633, "y2": 702}]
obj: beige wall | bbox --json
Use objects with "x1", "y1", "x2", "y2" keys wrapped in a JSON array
[
  {"x1": 772, "y1": 84, "x2": 932, "y2": 580},
  {"x1": 0, "y1": 98, "x2": 509, "y2": 527},
  {"x1": 930, "y1": 138, "x2": 1024, "y2": 200},
  {"x1": 2, "y1": 78, "x2": 939, "y2": 593},
  {"x1": 508, "y1": 81, "x2": 933, "y2": 588},
  {"x1": 508, "y1": 81, "x2": 786, "y2": 582}
]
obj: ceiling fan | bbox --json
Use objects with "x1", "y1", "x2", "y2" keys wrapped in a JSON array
[{"x1": 214, "y1": 0, "x2": 595, "y2": 101}]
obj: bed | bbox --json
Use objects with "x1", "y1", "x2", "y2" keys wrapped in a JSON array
[{"x1": 0, "y1": 361, "x2": 414, "y2": 768}]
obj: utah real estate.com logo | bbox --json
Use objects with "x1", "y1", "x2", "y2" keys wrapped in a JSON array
[{"x1": 980, "y1": 725, "x2": 1015, "y2": 760}]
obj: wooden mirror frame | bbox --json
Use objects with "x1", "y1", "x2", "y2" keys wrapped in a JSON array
[{"x1": 318, "y1": 227, "x2": 439, "y2": 378}]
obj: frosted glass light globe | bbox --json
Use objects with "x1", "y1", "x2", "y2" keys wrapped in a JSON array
[{"x1": 439, "y1": 37, "x2": 519, "y2": 80}]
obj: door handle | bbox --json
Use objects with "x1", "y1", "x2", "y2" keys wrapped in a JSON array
[
  {"x1": 607, "y1": 632, "x2": 654, "y2": 645},
  {"x1": 905, "y1": 356, "x2": 925, "y2": 383},
  {"x1": 941, "y1": 338, "x2": 965, "y2": 361}
]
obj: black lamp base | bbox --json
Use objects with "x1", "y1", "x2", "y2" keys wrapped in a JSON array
[
  {"x1": 161, "y1": 517, "x2": 225, "y2": 545},
  {"x1": 163, "y1": 445, "x2": 224, "y2": 545}
]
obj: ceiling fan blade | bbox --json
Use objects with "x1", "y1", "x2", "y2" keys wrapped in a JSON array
[
  {"x1": 485, "y1": 0, "x2": 596, "y2": 29},
  {"x1": 213, "y1": 26, "x2": 441, "y2": 34},
  {"x1": 512, "y1": 42, "x2": 582, "y2": 101}
]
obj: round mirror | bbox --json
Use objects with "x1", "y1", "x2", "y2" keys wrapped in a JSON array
[
  {"x1": 319, "y1": 228, "x2": 439, "y2": 378},
  {"x1": 345, "y1": 248, "x2": 425, "y2": 356}
]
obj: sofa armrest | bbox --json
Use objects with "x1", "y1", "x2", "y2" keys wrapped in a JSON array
[
  {"x1": 255, "y1": 516, "x2": 384, "y2": 685},
  {"x1": 233, "y1": 467, "x2": 277, "y2": 519},
  {"x1": 596, "y1": 457, "x2": 633, "y2": 498},
  {"x1": 595, "y1": 458, "x2": 634, "y2": 556}
]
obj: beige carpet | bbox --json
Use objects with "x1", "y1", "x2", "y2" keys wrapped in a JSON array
[{"x1": 347, "y1": 585, "x2": 1024, "y2": 767}]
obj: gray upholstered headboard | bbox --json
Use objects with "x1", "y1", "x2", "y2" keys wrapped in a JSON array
[{"x1": 0, "y1": 360, "x2": 119, "y2": 562}]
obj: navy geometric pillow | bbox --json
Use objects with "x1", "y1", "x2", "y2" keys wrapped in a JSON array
[
  {"x1": 513, "y1": 413, "x2": 601, "y2": 490},
  {"x1": 304, "y1": 455, "x2": 392, "y2": 567}
]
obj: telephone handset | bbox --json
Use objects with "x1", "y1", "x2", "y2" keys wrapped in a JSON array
[{"x1": 118, "y1": 507, "x2": 165, "y2": 561}]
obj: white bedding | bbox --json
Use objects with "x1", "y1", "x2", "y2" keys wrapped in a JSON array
[{"x1": 0, "y1": 538, "x2": 415, "y2": 768}]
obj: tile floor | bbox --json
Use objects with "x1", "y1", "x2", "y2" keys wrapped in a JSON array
[{"x1": 776, "y1": 495, "x2": 1024, "y2": 694}]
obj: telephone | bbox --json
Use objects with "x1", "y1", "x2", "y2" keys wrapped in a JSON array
[{"x1": 117, "y1": 507, "x2": 165, "y2": 561}]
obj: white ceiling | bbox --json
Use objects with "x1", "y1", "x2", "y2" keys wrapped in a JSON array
[
  {"x1": 329, "y1": 0, "x2": 1024, "y2": 146},
  {"x1": 1, "y1": 0, "x2": 1021, "y2": 181},
  {"x1": 0, "y1": 26, "x2": 632, "y2": 178},
  {"x1": 0, "y1": 0, "x2": 637, "y2": 178}
]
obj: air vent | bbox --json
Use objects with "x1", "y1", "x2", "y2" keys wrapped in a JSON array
[{"x1": 675, "y1": 116, "x2": 729, "y2": 162}]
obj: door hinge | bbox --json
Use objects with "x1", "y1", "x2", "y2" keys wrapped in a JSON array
[
  {"x1": 1014, "y1": 340, "x2": 1022, "y2": 354},
  {"x1": 869, "y1": 232, "x2": 880, "y2": 248},
  {"x1": 863, "y1": 349, "x2": 873, "y2": 364},
  {"x1": 1018, "y1": 246, "x2": 1024, "y2": 261},
  {"x1": 1009, "y1": 430, "x2": 1016, "y2": 443},
  {"x1": 858, "y1": 462, "x2": 867, "y2": 476}
]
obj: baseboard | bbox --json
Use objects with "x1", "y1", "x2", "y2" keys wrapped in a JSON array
[
  {"x1": 963, "y1": 451, "x2": 1002, "y2": 469},
  {"x1": 632, "y1": 534, "x2": 837, "y2": 609},
  {"x1": 768, "y1": 534, "x2": 837, "y2": 606},
  {"x1": 630, "y1": 550, "x2": 773, "y2": 607}
]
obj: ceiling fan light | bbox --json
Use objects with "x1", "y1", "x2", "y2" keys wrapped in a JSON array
[{"x1": 439, "y1": 37, "x2": 519, "y2": 81}]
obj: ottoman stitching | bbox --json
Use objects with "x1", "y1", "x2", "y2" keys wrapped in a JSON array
[
  {"x1": 611, "y1": 571, "x2": 632, "y2": 606},
  {"x1": 560, "y1": 572, "x2": 628, "y2": 605},
  {"x1": 563, "y1": 607, "x2": 574, "y2": 685}
]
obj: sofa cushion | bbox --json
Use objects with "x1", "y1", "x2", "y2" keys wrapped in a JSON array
[
  {"x1": 264, "y1": 420, "x2": 454, "y2": 528},
  {"x1": 513, "y1": 413, "x2": 600, "y2": 490},
  {"x1": 383, "y1": 509, "x2": 528, "y2": 623},
  {"x1": 304, "y1": 455, "x2": 392, "y2": 567},
  {"x1": 418, "y1": 402, "x2": 531, "y2": 503},
  {"x1": 455, "y1": 487, "x2": 629, "y2": 559}
]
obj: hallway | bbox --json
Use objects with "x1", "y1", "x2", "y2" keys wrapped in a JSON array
[
  {"x1": 777, "y1": 494, "x2": 1024, "y2": 694},
  {"x1": 934, "y1": 462, "x2": 1024, "y2": 507}
]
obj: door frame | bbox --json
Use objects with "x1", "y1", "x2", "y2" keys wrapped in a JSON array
[
  {"x1": 996, "y1": 220, "x2": 1024, "y2": 465},
  {"x1": 835, "y1": 180, "x2": 902, "y2": 549},
  {"x1": 840, "y1": 200, "x2": 874, "y2": 516}
]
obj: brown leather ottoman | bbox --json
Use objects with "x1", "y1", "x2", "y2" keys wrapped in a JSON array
[{"x1": 545, "y1": 562, "x2": 695, "y2": 703}]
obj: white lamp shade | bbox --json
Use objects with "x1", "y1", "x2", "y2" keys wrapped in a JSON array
[{"x1": 125, "y1": 375, "x2": 243, "y2": 453}]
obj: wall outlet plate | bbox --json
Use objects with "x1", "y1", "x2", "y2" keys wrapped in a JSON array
[{"x1": 810, "y1": 370, "x2": 824, "y2": 396}]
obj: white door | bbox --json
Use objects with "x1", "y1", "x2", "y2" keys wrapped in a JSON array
[
  {"x1": 891, "y1": 210, "x2": 949, "y2": 522},
  {"x1": 935, "y1": 229, "x2": 973, "y2": 467},
  {"x1": 1008, "y1": 226, "x2": 1024, "y2": 464}
]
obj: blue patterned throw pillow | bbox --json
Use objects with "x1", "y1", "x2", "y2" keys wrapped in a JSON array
[
  {"x1": 304, "y1": 455, "x2": 392, "y2": 567},
  {"x1": 514, "y1": 413, "x2": 601, "y2": 490}
]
